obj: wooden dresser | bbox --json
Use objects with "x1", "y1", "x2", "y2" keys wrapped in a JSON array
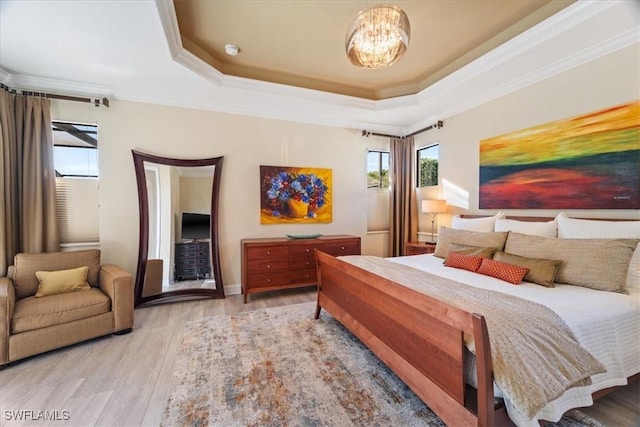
[
  {"x1": 241, "y1": 234, "x2": 361, "y2": 303},
  {"x1": 405, "y1": 241, "x2": 437, "y2": 256},
  {"x1": 174, "y1": 241, "x2": 211, "y2": 281}
]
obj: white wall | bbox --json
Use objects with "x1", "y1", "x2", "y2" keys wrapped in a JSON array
[
  {"x1": 49, "y1": 42, "x2": 639, "y2": 290},
  {"x1": 49, "y1": 100, "x2": 381, "y2": 289},
  {"x1": 179, "y1": 176, "x2": 211, "y2": 215}
]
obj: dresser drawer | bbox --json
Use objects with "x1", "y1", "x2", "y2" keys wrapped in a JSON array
[
  {"x1": 324, "y1": 240, "x2": 360, "y2": 256},
  {"x1": 289, "y1": 257, "x2": 316, "y2": 271},
  {"x1": 195, "y1": 249, "x2": 210, "y2": 258},
  {"x1": 289, "y1": 243, "x2": 325, "y2": 258},
  {"x1": 176, "y1": 258, "x2": 196, "y2": 267},
  {"x1": 175, "y1": 243, "x2": 197, "y2": 254},
  {"x1": 246, "y1": 246, "x2": 288, "y2": 260},
  {"x1": 288, "y1": 269, "x2": 317, "y2": 284},
  {"x1": 246, "y1": 272, "x2": 289, "y2": 289},
  {"x1": 247, "y1": 258, "x2": 288, "y2": 273},
  {"x1": 196, "y1": 266, "x2": 211, "y2": 276},
  {"x1": 196, "y1": 257, "x2": 211, "y2": 266},
  {"x1": 175, "y1": 266, "x2": 197, "y2": 276}
]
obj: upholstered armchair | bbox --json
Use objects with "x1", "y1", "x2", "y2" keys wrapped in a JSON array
[{"x1": 0, "y1": 249, "x2": 134, "y2": 367}]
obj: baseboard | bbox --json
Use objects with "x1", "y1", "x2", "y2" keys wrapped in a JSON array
[{"x1": 225, "y1": 283, "x2": 242, "y2": 296}]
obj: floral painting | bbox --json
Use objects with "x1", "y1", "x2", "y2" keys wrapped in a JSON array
[
  {"x1": 260, "y1": 166, "x2": 332, "y2": 224},
  {"x1": 479, "y1": 100, "x2": 640, "y2": 209}
]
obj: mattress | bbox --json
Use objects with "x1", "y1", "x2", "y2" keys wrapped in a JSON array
[{"x1": 389, "y1": 254, "x2": 640, "y2": 427}]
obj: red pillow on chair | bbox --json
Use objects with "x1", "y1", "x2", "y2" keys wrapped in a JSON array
[
  {"x1": 477, "y1": 258, "x2": 529, "y2": 284},
  {"x1": 444, "y1": 252, "x2": 484, "y2": 272}
]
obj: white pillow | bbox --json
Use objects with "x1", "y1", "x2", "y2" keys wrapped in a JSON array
[
  {"x1": 494, "y1": 217, "x2": 558, "y2": 237},
  {"x1": 557, "y1": 212, "x2": 640, "y2": 238},
  {"x1": 451, "y1": 211, "x2": 505, "y2": 232}
]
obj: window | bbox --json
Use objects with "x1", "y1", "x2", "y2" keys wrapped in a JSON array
[
  {"x1": 52, "y1": 121, "x2": 99, "y2": 245},
  {"x1": 367, "y1": 150, "x2": 390, "y2": 188},
  {"x1": 367, "y1": 150, "x2": 390, "y2": 232},
  {"x1": 417, "y1": 144, "x2": 439, "y2": 187}
]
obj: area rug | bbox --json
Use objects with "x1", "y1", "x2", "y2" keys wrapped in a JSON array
[{"x1": 162, "y1": 302, "x2": 605, "y2": 427}]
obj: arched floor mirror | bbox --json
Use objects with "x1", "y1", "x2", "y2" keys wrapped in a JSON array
[{"x1": 132, "y1": 150, "x2": 224, "y2": 307}]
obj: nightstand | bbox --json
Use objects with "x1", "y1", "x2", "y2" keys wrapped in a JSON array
[{"x1": 405, "y1": 241, "x2": 437, "y2": 256}]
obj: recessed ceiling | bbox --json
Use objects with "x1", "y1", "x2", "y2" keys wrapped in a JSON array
[
  {"x1": 174, "y1": 0, "x2": 573, "y2": 100},
  {"x1": 0, "y1": 1, "x2": 633, "y2": 136}
]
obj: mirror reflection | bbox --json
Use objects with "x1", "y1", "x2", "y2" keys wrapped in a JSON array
[{"x1": 133, "y1": 150, "x2": 224, "y2": 306}]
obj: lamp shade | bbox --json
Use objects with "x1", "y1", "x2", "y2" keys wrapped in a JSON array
[{"x1": 422, "y1": 199, "x2": 447, "y2": 214}]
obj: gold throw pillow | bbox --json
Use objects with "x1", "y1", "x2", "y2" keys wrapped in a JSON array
[{"x1": 34, "y1": 266, "x2": 91, "y2": 297}]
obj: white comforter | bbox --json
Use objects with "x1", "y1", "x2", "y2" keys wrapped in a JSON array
[{"x1": 389, "y1": 254, "x2": 640, "y2": 427}]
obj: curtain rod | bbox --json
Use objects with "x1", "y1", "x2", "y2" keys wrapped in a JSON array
[
  {"x1": 0, "y1": 83, "x2": 109, "y2": 108},
  {"x1": 362, "y1": 120, "x2": 443, "y2": 139}
]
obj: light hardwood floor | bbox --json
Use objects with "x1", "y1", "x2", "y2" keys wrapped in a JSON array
[{"x1": 0, "y1": 287, "x2": 638, "y2": 427}]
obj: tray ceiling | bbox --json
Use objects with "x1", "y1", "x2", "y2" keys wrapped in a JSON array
[
  {"x1": 0, "y1": 1, "x2": 635, "y2": 135},
  {"x1": 174, "y1": 0, "x2": 573, "y2": 100}
]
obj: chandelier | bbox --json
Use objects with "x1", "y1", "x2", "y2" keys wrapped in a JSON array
[{"x1": 345, "y1": 4, "x2": 411, "y2": 69}]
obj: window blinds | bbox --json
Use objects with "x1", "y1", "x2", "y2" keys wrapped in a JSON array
[
  {"x1": 367, "y1": 187, "x2": 390, "y2": 232},
  {"x1": 55, "y1": 177, "x2": 99, "y2": 243}
]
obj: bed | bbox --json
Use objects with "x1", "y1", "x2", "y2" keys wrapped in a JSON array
[{"x1": 314, "y1": 215, "x2": 640, "y2": 426}]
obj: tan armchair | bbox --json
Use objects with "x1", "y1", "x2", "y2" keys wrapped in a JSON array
[{"x1": 0, "y1": 249, "x2": 134, "y2": 367}]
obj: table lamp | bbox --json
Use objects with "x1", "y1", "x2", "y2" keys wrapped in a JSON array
[{"x1": 422, "y1": 199, "x2": 447, "y2": 243}]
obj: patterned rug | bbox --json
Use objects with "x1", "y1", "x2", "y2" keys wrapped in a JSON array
[{"x1": 162, "y1": 302, "x2": 605, "y2": 427}]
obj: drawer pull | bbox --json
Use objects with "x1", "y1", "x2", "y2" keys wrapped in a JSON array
[
  {"x1": 267, "y1": 278, "x2": 271, "y2": 283},
  {"x1": 306, "y1": 248, "x2": 310, "y2": 253},
  {"x1": 266, "y1": 251, "x2": 271, "y2": 255},
  {"x1": 341, "y1": 246, "x2": 345, "y2": 250},
  {"x1": 266, "y1": 264, "x2": 271, "y2": 269},
  {"x1": 306, "y1": 261, "x2": 310, "y2": 265}
]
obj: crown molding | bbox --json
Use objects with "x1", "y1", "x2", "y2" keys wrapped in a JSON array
[
  {"x1": 0, "y1": 72, "x2": 112, "y2": 99},
  {"x1": 154, "y1": 0, "x2": 637, "y2": 135},
  {"x1": 155, "y1": 0, "x2": 225, "y2": 85},
  {"x1": 0, "y1": 68, "x2": 11, "y2": 86},
  {"x1": 403, "y1": 0, "x2": 639, "y2": 135},
  {"x1": 2, "y1": 0, "x2": 636, "y2": 137}
]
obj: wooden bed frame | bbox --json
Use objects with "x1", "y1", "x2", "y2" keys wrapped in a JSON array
[
  {"x1": 314, "y1": 251, "x2": 498, "y2": 426},
  {"x1": 314, "y1": 215, "x2": 638, "y2": 427}
]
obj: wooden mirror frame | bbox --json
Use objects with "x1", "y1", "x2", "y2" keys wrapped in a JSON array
[{"x1": 132, "y1": 150, "x2": 224, "y2": 307}]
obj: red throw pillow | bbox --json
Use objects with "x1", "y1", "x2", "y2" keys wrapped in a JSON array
[
  {"x1": 477, "y1": 258, "x2": 529, "y2": 284},
  {"x1": 444, "y1": 252, "x2": 483, "y2": 272}
]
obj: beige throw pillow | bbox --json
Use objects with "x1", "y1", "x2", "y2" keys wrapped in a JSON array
[
  {"x1": 434, "y1": 227, "x2": 508, "y2": 259},
  {"x1": 627, "y1": 243, "x2": 640, "y2": 290},
  {"x1": 34, "y1": 266, "x2": 91, "y2": 297},
  {"x1": 493, "y1": 251, "x2": 562, "y2": 288},
  {"x1": 504, "y1": 232, "x2": 638, "y2": 293},
  {"x1": 447, "y1": 243, "x2": 497, "y2": 258}
]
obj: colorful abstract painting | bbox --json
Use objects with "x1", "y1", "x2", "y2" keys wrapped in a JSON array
[
  {"x1": 479, "y1": 101, "x2": 640, "y2": 209},
  {"x1": 260, "y1": 166, "x2": 332, "y2": 224}
]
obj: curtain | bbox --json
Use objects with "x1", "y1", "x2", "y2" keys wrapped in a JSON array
[
  {"x1": 388, "y1": 136, "x2": 417, "y2": 256},
  {"x1": 15, "y1": 95, "x2": 59, "y2": 254},
  {"x1": 0, "y1": 91, "x2": 18, "y2": 275},
  {"x1": 0, "y1": 93, "x2": 59, "y2": 275}
]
